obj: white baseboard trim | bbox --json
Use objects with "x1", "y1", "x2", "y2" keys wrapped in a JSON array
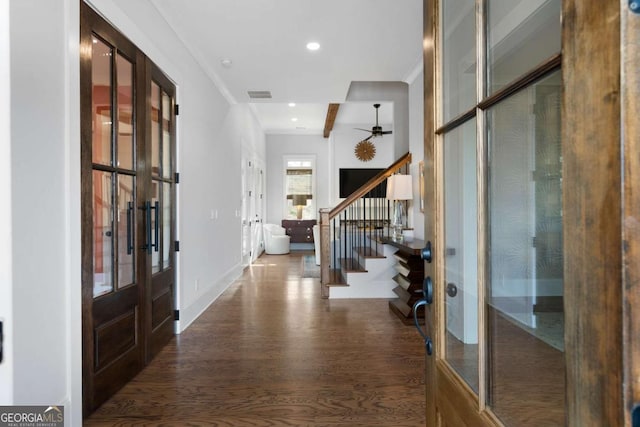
[{"x1": 176, "y1": 264, "x2": 243, "y2": 333}]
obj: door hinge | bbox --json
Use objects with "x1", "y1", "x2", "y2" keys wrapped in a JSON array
[
  {"x1": 175, "y1": 172, "x2": 180, "y2": 183},
  {"x1": 173, "y1": 310, "x2": 180, "y2": 321},
  {"x1": 174, "y1": 104, "x2": 179, "y2": 116},
  {"x1": 174, "y1": 241, "x2": 180, "y2": 252}
]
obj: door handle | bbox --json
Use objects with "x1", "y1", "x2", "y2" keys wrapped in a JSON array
[
  {"x1": 423, "y1": 276, "x2": 433, "y2": 304},
  {"x1": 421, "y1": 241, "x2": 432, "y2": 263},
  {"x1": 144, "y1": 201, "x2": 152, "y2": 254},
  {"x1": 126, "y1": 201, "x2": 133, "y2": 255},
  {"x1": 152, "y1": 201, "x2": 159, "y2": 253},
  {"x1": 412, "y1": 299, "x2": 433, "y2": 356}
]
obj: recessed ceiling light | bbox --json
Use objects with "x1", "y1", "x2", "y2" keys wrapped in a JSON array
[
  {"x1": 306, "y1": 42, "x2": 320, "y2": 51},
  {"x1": 291, "y1": 117, "x2": 298, "y2": 122},
  {"x1": 288, "y1": 102, "x2": 296, "y2": 107},
  {"x1": 221, "y1": 58, "x2": 233, "y2": 68}
]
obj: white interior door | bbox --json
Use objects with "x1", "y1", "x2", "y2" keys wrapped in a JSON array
[{"x1": 240, "y1": 159, "x2": 252, "y2": 266}]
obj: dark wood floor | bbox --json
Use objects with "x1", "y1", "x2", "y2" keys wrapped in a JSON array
[{"x1": 85, "y1": 252, "x2": 427, "y2": 426}]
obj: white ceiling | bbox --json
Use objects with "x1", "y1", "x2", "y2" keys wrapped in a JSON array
[{"x1": 149, "y1": 0, "x2": 423, "y2": 134}]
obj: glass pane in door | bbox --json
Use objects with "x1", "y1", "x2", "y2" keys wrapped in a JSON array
[
  {"x1": 151, "y1": 82, "x2": 161, "y2": 177},
  {"x1": 93, "y1": 170, "x2": 113, "y2": 297},
  {"x1": 442, "y1": 0, "x2": 476, "y2": 123},
  {"x1": 91, "y1": 37, "x2": 112, "y2": 166},
  {"x1": 117, "y1": 174, "x2": 135, "y2": 288},
  {"x1": 443, "y1": 119, "x2": 478, "y2": 392},
  {"x1": 163, "y1": 182, "x2": 171, "y2": 269},
  {"x1": 487, "y1": 0, "x2": 561, "y2": 94},
  {"x1": 151, "y1": 180, "x2": 160, "y2": 274},
  {"x1": 116, "y1": 54, "x2": 134, "y2": 170},
  {"x1": 486, "y1": 71, "x2": 563, "y2": 426},
  {"x1": 162, "y1": 91, "x2": 171, "y2": 179}
]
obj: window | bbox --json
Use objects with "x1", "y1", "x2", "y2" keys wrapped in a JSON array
[{"x1": 283, "y1": 156, "x2": 316, "y2": 220}]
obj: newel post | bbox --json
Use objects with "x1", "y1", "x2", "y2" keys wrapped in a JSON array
[{"x1": 319, "y1": 208, "x2": 331, "y2": 298}]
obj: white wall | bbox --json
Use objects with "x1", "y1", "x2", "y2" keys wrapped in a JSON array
[
  {"x1": 0, "y1": 0, "x2": 13, "y2": 405},
  {"x1": 265, "y1": 134, "x2": 329, "y2": 225},
  {"x1": 408, "y1": 70, "x2": 425, "y2": 240},
  {"x1": 9, "y1": 2, "x2": 82, "y2": 426},
  {"x1": 346, "y1": 81, "x2": 410, "y2": 159}
]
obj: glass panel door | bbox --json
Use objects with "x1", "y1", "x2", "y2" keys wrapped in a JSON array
[
  {"x1": 486, "y1": 70, "x2": 563, "y2": 426},
  {"x1": 443, "y1": 119, "x2": 479, "y2": 392}
]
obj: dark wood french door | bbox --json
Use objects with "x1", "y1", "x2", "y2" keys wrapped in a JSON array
[{"x1": 80, "y1": 3, "x2": 176, "y2": 416}]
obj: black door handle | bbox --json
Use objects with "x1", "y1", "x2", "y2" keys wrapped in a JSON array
[
  {"x1": 423, "y1": 276, "x2": 433, "y2": 304},
  {"x1": 421, "y1": 241, "x2": 432, "y2": 263},
  {"x1": 412, "y1": 299, "x2": 433, "y2": 356},
  {"x1": 126, "y1": 201, "x2": 133, "y2": 255}
]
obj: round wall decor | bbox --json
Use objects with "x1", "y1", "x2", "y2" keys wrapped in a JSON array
[{"x1": 354, "y1": 140, "x2": 376, "y2": 162}]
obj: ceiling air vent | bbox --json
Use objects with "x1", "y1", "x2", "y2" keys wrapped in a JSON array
[{"x1": 247, "y1": 90, "x2": 272, "y2": 99}]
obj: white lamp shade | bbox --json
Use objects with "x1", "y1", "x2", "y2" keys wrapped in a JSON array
[
  {"x1": 386, "y1": 175, "x2": 396, "y2": 200},
  {"x1": 386, "y1": 174, "x2": 413, "y2": 200}
]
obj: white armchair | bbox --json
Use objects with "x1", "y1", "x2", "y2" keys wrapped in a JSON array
[{"x1": 263, "y1": 224, "x2": 290, "y2": 255}]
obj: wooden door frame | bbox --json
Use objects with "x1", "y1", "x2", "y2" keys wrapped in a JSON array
[
  {"x1": 562, "y1": 1, "x2": 624, "y2": 424},
  {"x1": 423, "y1": 0, "x2": 633, "y2": 425},
  {"x1": 622, "y1": 4, "x2": 640, "y2": 426}
]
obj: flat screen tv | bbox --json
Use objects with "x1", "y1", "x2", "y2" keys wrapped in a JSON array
[{"x1": 339, "y1": 168, "x2": 387, "y2": 198}]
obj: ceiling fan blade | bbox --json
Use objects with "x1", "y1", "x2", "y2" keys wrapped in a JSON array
[
  {"x1": 354, "y1": 128, "x2": 373, "y2": 133},
  {"x1": 362, "y1": 135, "x2": 373, "y2": 141},
  {"x1": 381, "y1": 130, "x2": 393, "y2": 135}
]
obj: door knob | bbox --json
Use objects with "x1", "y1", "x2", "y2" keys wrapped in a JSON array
[
  {"x1": 423, "y1": 276, "x2": 433, "y2": 304},
  {"x1": 421, "y1": 241, "x2": 432, "y2": 263}
]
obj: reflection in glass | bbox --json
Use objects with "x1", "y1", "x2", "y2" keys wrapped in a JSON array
[
  {"x1": 443, "y1": 119, "x2": 478, "y2": 392},
  {"x1": 487, "y1": 0, "x2": 561, "y2": 94},
  {"x1": 487, "y1": 71, "x2": 563, "y2": 426},
  {"x1": 162, "y1": 91, "x2": 171, "y2": 178},
  {"x1": 116, "y1": 54, "x2": 134, "y2": 170},
  {"x1": 117, "y1": 175, "x2": 135, "y2": 289},
  {"x1": 151, "y1": 82, "x2": 161, "y2": 176},
  {"x1": 91, "y1": 37, "x2": 112, "y2": 166},
  {"x1": 442, "y1": 0, "x2": 476, "y2": 123},
  {"x1": 93, "y1": 171, "x2": 113, "y2": 297},
  {"x1": 151, "y1": 180, "x2": 160, "y2": 274},
  {"x1": 163, "y1": 183, "x2": 171, "y2": 269}
]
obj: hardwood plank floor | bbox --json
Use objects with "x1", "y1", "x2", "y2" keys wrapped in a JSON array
[{"x1": 85, "y1": 252, "x2": 427, "y2": 426}]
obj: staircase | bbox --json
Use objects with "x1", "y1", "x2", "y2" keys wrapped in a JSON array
[{"x1": 318, "y1": 152, "x2": 412, "y2": 298}]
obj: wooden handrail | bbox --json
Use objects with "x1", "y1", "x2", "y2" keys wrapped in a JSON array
[
  {"x1": 318, "y1": 151, "x2": 412, "y2": 298},
  {"x1": 325, "y1": 152, "x2": 411, "y2": 222}
]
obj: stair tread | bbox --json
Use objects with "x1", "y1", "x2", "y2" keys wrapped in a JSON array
[
  {"x1": 340, "y1": 258, "x2": 367, "y2": 273},
  {"x1": 326, "y1": 269, "x2": 348, "y2": 286},
  {"x1": 354, "y1": 246, "x2": 386, "y2": 259}
]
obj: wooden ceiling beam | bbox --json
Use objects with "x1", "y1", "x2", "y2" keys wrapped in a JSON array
[{"x1": 323, "y1": 103, "x2": 340, "y2": 138}]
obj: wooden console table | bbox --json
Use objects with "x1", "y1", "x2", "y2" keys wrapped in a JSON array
[
  {"x1": 282, "y1": 219, "x2": 316, "y2": 243},
  {"x1": 381, "y1": 237, "x2": 426, "y2": 324}
]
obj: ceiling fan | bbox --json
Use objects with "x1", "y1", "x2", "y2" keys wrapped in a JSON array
[{"x1": 355, "y1": 103, "x2": 392, "y2": 141}]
